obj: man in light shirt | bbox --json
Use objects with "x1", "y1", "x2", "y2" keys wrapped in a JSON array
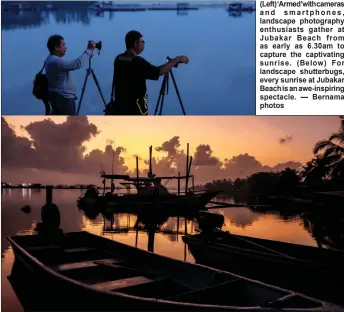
[{"x1": 45, "y1": 35, "x2": 96, "y2": 115}]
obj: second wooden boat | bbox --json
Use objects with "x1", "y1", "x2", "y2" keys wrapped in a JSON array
[{"x1": 182, "y1": 211, "x2": 344, "y2": 305}]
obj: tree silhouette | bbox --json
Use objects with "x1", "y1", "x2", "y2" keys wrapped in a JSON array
[{"x1": 312, "y1": 116, "x2": 344, "y2": 179}]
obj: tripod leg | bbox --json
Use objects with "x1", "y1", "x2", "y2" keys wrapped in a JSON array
[
  {"x1": 170, "y1": 70, "x2": 186, "y2": 115},
  {"x1": 90, "y1": 69, "x2": 107, "y2": 108},
  {"x1": 159, "y1": 89, "x2": 166, "y2": 116},
  {"x1": 76, "y1": 70, "x2": 90, "y2": 115},
  {"x1": 159, "y1": 74, "x2": 169, "y2": 115},
  {"x1": 154, "y1": 90, "x2": 163, "y2": 116},
  {"x1": 154, "y1": 74, "x2": 168, "y2": 116}
]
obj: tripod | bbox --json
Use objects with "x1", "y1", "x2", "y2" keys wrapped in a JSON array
[
  {"x1": 76, "y1": 56, "x2": 107, "y2": 115},
  {"x1": 154, "y1": 58, "x2": 186, "y2": 116}
]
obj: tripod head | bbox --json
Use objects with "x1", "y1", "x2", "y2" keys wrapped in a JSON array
[{"x1": 167, "y1": 56, "x2": 179, "y2": 68}]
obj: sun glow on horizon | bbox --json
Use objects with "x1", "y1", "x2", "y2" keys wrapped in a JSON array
[{"x1": 3, "y1": 116, "x2": 340, "y2": 172}]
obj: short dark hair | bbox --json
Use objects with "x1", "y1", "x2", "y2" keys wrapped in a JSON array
[
  {"x1": 47, "y1": 34, "x2": 64, "y2": 54},
  {"x1": 125, "y1": 30, "x2": 142, "y2": 50}
]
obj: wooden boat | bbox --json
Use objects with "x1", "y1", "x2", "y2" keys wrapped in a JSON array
[
  {"x1": 78, "y1": 144, "x2": 220, "y2": 214},
  {"x1": 78, "y1": 180, "x2": 220, "y2": 215},
  {"x1": 7, "y1": 231, "x2": 344, "y2": 311},
  {"x1": 182, "y1": 211, "x2": 344, "y2": 305}
]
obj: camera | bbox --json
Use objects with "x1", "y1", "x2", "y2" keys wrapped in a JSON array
[{"x1": 95, "y1": 41, "x2": 102, "y2": 51}]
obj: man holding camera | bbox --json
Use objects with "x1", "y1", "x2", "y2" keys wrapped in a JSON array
[
  {"x1": 45, "y1": 35, "x2": 96, "y2": 115},
  {"x1": 108, "y1": 30, "x2": 189, "y2": 115}
]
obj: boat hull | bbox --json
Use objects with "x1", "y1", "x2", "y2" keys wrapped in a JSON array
[
  {"x1": 183, "y1": 233, "x2": 344, "y2": 305},
  {"x1": 79, "y1": 191, "x2": 220, "y2": 215},
  {"x1": 7, "y1": 231, "x2": 343, "y2": 312}
]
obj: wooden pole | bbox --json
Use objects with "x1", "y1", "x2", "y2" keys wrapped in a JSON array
[
  {"x1": 186, "y1": 155, "x2": 192, "y2": 194},
  {"x1": 149, "y1": 145, "x2": 152, "y2": 178},
  {"x1": 188, "y1": 156, "x2": 192, "y2": 178},
  {"x1": 46, "y1": 185, "x2": 53, "y2": 204},
  {"x1": 178, "y1": 172, "x2": 180, "y2": 196},
  {"x1": 136, "y1": 156, "x2": 139, "y2": 187},
  {"x1": 185, "y1": 143, "x2": 189, "y2": 194}
]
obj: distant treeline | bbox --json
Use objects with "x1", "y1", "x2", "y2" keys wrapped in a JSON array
[
  {"x1": 197, "y1": 117, "x2": 344, "y2": 197},
  {"x1": 197, "y1": 169, "x2": 344, "y2": 198}
]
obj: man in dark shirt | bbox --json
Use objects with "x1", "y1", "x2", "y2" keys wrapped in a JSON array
[{"x1": 109, "y1": 30, "x2": 189, "y2": 115}]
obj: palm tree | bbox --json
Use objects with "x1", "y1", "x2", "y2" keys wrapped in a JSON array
[
  {"x1": 302, "y1": 157, "x2": 332, "y2": 183},
  {"x1": 312, "y1": 116, "x2": 344, "y2": 179}
]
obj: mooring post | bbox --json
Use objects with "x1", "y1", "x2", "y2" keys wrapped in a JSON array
[
  {"x1": 40, "y1": 185, "x2": 61, "y2": 231},
  {"x1": 46, "y1": 185, "x2": 53, "y2": 204},
  {"x1": 177, "y1": 216, "x2": 180, "y2": 242}
]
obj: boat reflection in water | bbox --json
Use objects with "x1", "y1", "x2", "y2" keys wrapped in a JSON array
[
  {"x1": 7, "y1": 204, "x2": 344, "y2": 312},
  {"x1": 86, "y1": 203, "x2": 191, "y2": 256}
]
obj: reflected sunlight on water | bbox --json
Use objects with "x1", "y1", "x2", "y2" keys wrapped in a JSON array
[{"x1": 2, "y1": 188, "x2": 335, "y2": 312}]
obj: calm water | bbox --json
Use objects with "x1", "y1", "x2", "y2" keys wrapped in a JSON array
[
  {"x1": 3, "y1": 188, "x2": 341, "y2": 311},
  {"x1": 1, "y1": 7, "x2": 256, "y2": 115}
]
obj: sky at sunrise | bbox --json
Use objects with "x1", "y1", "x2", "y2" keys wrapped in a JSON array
[{"x1": 2, "y1": 116, "x2": 341, "y2": 186}]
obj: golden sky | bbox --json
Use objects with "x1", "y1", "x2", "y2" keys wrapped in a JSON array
[{"x1": 5, "y1": 115, "x2": 340, "y2": 171}]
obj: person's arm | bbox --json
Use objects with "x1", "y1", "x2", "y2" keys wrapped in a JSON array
[
  {"x1": 137, "y1": 55, "x2": 189, "y2": 80},
  {"x1": 56, "y1": 49, "x2": 93, "y2": 72},
  {"x1": 158, "y1": 56, "x2": 189, "y2": 76},
  {"x1": 136, "y1": 57, "x2": 160, "y2": 81}
]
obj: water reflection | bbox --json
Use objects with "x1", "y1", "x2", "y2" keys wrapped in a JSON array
[
  {"x1": 1, "y1": 7, "x2": 198, "y2": 30},
  {"x1": 1, "y1": 10, "x2": 49, "y2": 30},
  {"x1": 2, "y1": 6, "x2": 256, "y2": 115},
  {"x1": 1, "y1": 4, "x2": 253, "y2": 31},
  {"x1": 301, "y1": 212, "x2": 344, "y2": 251},
  {"x1": 3, "y1": 189, "x2": 344, "y2": 312}
]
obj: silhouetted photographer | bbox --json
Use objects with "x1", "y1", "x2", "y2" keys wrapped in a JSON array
[
  {"x1": 44, "y1": 35, "x2": 96, "y2": 115},
  {"x1": 105, "y1": 30, "x2": 189, "y2": 115}
]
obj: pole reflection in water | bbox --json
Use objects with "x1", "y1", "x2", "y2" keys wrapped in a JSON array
[
  {"x1": 97, "y1": 205, "x2": 194, "y2": 258},
  {"x1": 4, "y1": 188, "x2": 344, "y2": 312}
]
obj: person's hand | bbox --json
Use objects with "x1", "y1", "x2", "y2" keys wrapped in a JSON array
[
  {"x1": 87, "y1": 40, "x2": 96, "y2": 51},
  {"x1": 177, "y1": 55, "x2": 189, "y2": 65}
]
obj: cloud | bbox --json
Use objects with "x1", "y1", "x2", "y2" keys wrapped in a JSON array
[
  {"x1": 2, "y1": 116, "x2": 127, "y2": 175},
  {"x1": 84, "y1": 145, "x2": 128, "y2": 174},
  {"x1": 2, "y1": 117, "x2": 35, "y2": 168},
  {"x1": 223, "y1": 153, "x2": 265, "y2": 179},
  {"x1": 193, "y1": 144, "x2": 221, "y2": 166},
  {"x1": 221, "y1": 154, "x2": 302, "y2": 182},
  {"x1": 155, "y1": 136, "x2": 181, "y2": 159},
  {"x1": 1, "y1": 117, "x2": 304, "y2": 185},
  {"x1": 273, "y1": 161, "x2": 302, "y2": 172},
  {"x1": 24, "y1": 116, "x2": 99, "y2": 171},
  {"x1": 222, "y1": 207, "x2": 260, "y2": 228},
  {"x1": 279, "y1": 135, "x2": 293, "y2": 144},
  {"x1": 142, "y1": 136, "x2": 188, "y2": 177}
]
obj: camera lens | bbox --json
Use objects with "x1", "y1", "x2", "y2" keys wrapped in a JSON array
[{"x1": 95, "y1": 41, "x2": 102, "y2": 50}]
